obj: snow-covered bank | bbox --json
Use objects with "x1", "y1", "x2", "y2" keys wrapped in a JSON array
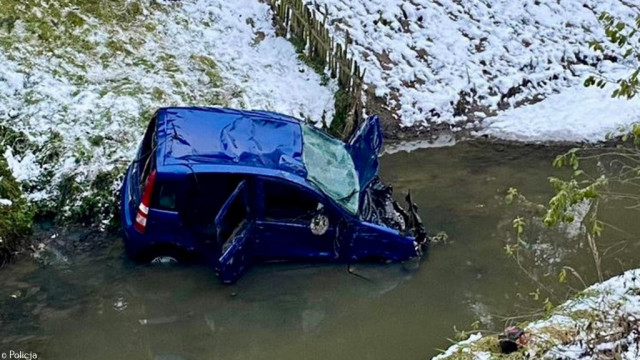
[
  {"x1": 479, "y1": 72, "x2": 640, "y2": 143},
  {"x1": 0, "y1": 0, "x2": 335, "y2": 210},
  {"x1": 432, "y1": 269, "x2": 640, "y2": 360},
  {"x1": 308, "y1": 0, "x2": 640, "y2": 141}
]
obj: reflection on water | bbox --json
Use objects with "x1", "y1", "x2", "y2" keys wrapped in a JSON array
[{"x1": 2, "y1": 142, "x2": 640, "y2": 360}]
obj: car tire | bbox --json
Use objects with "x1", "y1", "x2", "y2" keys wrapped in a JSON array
[{"x1": 138, "y1": 244, "x2": 189, "y2": 266}]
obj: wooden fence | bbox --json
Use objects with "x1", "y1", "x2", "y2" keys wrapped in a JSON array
[{"x1": 269, "y1": 0, "x2": 365, "y2": 139}]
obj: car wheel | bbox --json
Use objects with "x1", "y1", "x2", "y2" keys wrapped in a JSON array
[
  {"x1": 141, "y1": 245, "x2": 188, "y2": 266},
  {"x1": 150, "y1": 256, "x2": 179, "y2": 265}
]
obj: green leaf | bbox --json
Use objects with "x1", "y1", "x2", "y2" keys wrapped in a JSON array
[
  {"x1": 591, "y1": 220, "x2": 603, "y2": 237},
  {"x1": 505, "y1": 187, "x2": 518, "y2": 205},
  {"x1": 513, "y1": 217, "x2": 525, "y2": 235},
  {"x1": 583, "y1": 186, "x2": 599, "y2": 198},
  {"x1": 584, "y1": 76, "x2": 595, "y2": 87},
  {"x1": 505, "y1": 193, "x2": 513, "y2": 205},
  {"x1": 598, "y1": 12, "x2": 609, "y2": 22},
  {"x1": 558, "y1": 269, "x2": 567, "y2": 283}
]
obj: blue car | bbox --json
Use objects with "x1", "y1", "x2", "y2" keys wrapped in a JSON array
[{"x1": 121, "y1": 107, "x2": 427, "y2": 283}]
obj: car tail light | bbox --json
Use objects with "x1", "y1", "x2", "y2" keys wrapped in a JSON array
[{"x1": 134, "y1": 170, "x2": 156, "y2": 233}]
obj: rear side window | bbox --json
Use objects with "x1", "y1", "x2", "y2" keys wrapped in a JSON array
[
  {"x1": 152, "y1": 179, "x2": 182, "y2": 211},
  {"x1": 137, "y1": 116, "x2": 157, "y2": 191},
  {"x1": 182, "y1": 173, "x2": 246, "y2": 226}
]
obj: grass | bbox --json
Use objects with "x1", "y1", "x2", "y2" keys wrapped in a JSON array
[
  {"x1": 327, "y1": 88, "x2": 350, "y2": 139},
  {"x1": 0, "y1": 156, "x2": 32, "y2": 265},
  {"x1": 71, "y1": 168, "x2": 125, "y2": 231}
]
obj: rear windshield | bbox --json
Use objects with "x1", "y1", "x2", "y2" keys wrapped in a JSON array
[{"x1": 301, "y1": 124, "x2": 359, "y2": 214}]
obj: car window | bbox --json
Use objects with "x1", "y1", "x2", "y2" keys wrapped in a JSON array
[
  {"x1": 301, "y1": 124, "x2": 360, "y2": 214},
  {"x1": 137, "y1": 116, "x2": 157, "y2": 192},
  {"x1": 152, "y1": 179, "x2": 181, "y2": 211},
  {"x1": 262, "y1": 180, "x2": 321, "y2": 221},
  {"x1": 217, "y1": 181, "x2": 249, "y2": 250},
  {"x1": 182, "y1": 173, "x2": 245, "y2": 227}
]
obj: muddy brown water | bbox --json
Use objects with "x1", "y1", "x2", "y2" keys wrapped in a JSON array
[{"x1": 2, "y1": 141, "x2": 640, "y2": 360}]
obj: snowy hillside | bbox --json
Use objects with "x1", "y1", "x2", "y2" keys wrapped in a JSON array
[
  {"x1": 0, "y1": 0, "x2": 335, "y2": 212},
  {"x1": 309, "y1": 0, "x2": 640, "y2": 140}
]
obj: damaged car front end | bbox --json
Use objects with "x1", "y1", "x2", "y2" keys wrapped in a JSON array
[
  {"x1": 360, "y1": 178, "x2": 428, "y2": 256},
  {"x1": 344, "y1": 115, "x2": 428, "y2": 261}
]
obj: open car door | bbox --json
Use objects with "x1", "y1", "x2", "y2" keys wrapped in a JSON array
[
  {"x1": 346, "y1": 115, "x2": 383, "y2": 189},
  {"x1": 214, "y1": 180, "x2": 254, "y2": 284}
]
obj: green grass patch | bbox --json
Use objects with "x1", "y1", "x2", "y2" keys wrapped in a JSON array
[
  {"x1": 72, "y1": 169, "x2": 124, "y2": 232},
  {"x1": 0, "y1": 156, "x2": 33, "y2": 265},
  {"x1": 190, "y1": 54, "x2": 224, "y2": 86},
  {"x1": 326, "y1": 88, "x2": 350, "y2": 138},
  {"x1": 106, "y1": 39, "x2": 134, "y2": 56},
  {"x1": 151, "y1": 87, "x2": 167, "y2": 102},
  {"x1": 0, "y1": 0, "x2": 169, "y2": 67},
  {"x1": 34, "y1": 167, "x2": 123, "y2": 232},
  {"x1": 0, "y1": 125, "x2": 33, "y2": 158},
  {"x1": 36, "y1": 131, "x2": 64, "y2": 167}
]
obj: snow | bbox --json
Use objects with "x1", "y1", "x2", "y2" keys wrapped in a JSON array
[
  {"x1": 0, "y1": 0, "x2": 336, "y2": 203},
  {"x1": 480, "y1": 74, "x2": 640, "y2": 143},
  {"x1": 431, "y1": 333, "x2": 484, "y2": 360},
  {"x1": 382, "y1": 133, "x2": 456, "y2": 154},
  {"x1": 175, "y1": 1, "x2": 337, "y2": 119},
  {"x1": 306, "y1": 0, "x2": 640, "y2": 140},
  {"x1": 3, "y1": 149, "x2": 40, "y2": 184}
]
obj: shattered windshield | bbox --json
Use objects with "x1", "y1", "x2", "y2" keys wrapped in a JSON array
[{"x1": 301, "y1": 124, "x2": 360, "y2": 214}]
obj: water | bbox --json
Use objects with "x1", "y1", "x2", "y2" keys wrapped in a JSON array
[{"x1": 2, "y1": 142, "x2": 640, "y2": 360}]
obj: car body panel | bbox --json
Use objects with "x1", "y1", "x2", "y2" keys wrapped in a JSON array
[
  {"x1": 252, "y1": 177, "x2": 340, "y2": 261},
  {"x1": 347, "y1": 115, "x2": 383, "y2": 189},
  {"x1": 215, "y1": 180, "x2": 255, "y2": 283},
  {"x1": 346, "y1": 221, "x2": 419, "y2": 261},
  {"x1": 157, "y1": 107, "x2": 306, "y2": 177}
]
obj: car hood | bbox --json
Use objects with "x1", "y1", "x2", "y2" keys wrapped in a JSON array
[{"x1": 346, "y1": 115, "x2": 383, "y2": 190}]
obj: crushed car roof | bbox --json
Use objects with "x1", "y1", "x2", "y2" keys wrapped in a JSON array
[
  {"x1": 157, "y1": 107, "x2": 307, "y2": 177},
  {"x1": 155, "y1": 107, "x2": 362, "y2": 214}
]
